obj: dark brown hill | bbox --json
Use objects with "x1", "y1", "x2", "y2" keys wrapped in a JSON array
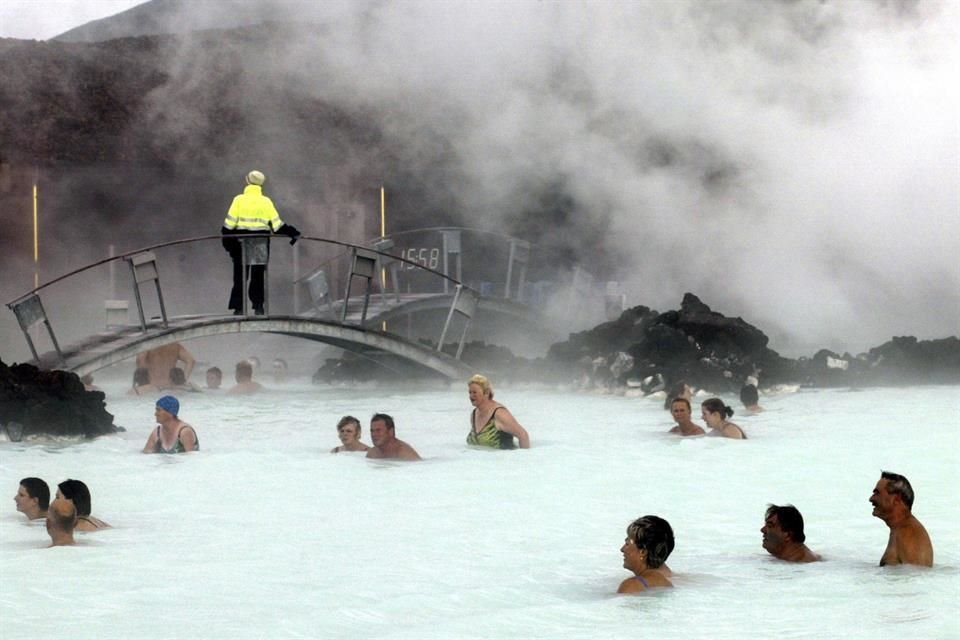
[
  {"x1": 0, "y1": 22, "x2": 464, "y2": 284},
  {"x1": 55, "y1": 0, "x2": 278, "y2": 43},
  {"x1": 0, "y1": 35, "x2": 169, "y2": 164},
  {"x1": 0, "y1": 23, "x2": 385, "y2": 170}
]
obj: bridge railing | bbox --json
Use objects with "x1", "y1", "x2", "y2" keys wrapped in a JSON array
[
  {"x1": 359, "y1": 227, "x2": 537, "y2": 302},
  {"x1": 5, "y1": 235, "x2": 480, "y2": 368}
]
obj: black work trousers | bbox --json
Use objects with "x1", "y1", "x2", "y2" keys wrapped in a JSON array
[{"x1": 229, "y1": 254, "x2": 265, "y2": 312}]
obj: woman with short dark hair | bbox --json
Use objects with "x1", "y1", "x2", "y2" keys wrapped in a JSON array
[
  {"x1": 701, "y1": 398, "x2": 747, "y2": 439},
  {"x1": 57, "y1": 479, "x2": 110, "y2": 531},
  {"x1": 618, "y1": 515, "x2": 675, "y2": 593}
]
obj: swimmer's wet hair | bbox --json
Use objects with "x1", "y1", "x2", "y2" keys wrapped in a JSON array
[
  {"x1": 371, "y1": 413, "x2": 395, "y2": 430},
  {"x1": 739, "y1": 384, "x2": 759, "y2": 407},
  {"x1": 469, "y1": 374, "x2": 493, "y2": 399},
  {"x1": 236, "y1": 360, "x2": 253, "y2": 380},
  {"x1": 169, "y1": 367, "x2": 187, "y2": 385},
  {"x1": 670, "y1": 397, "x2": 691, "y2": 411},
  {"x1": 626, "y1": 515, "x2": 675, "y2": 569},
  {"x1": 20, "y1": 477, "x2": 50, "y2": 510},
  {"x1": 765, "y1": 504, "x2": 806, "y2": 543},
  {"x1": 701, "y1": 397, "x2": 734, "y2": 418},
  {"x1": 58, "y1": 479, "x2": 92, "y2": 516},
  {"x1": 337, "y1": 415, "x2": 361, "y2": 434},
  {"x1": 881, "y1": 471, "x2": 915, "y2": 509}
]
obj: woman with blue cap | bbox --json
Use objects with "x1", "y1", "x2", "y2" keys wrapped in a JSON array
[{"x1": 142, "y1": 395, "x2": 200, "y2": 454}]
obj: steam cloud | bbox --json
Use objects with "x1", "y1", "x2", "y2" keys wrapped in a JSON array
[
  {"x1": 3, "y1": 0, "x2": 958, "y2": 360},
  {"x1": 170, "y1": 0, "x2": 958, "y2": 354}
]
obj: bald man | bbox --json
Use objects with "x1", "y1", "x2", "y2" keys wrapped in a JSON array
[{"x1": 46, "y1": 498, "x2": 77, "y2": 547}]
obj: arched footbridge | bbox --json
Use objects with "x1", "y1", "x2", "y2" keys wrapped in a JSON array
[{"x1": 6, "y1": 233, "x2": 560, "y2": 380}]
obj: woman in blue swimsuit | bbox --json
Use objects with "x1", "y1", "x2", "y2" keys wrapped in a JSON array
[
  {"x1": 617, "y1": 515, "x2": 675, "y2": 593},
  {"x1": 142, "y1": 395, "x2": 199, "y2": 454}
]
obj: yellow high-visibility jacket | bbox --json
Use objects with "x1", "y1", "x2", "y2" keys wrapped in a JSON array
[{"x1": 223, "y1": 185, "x2": 284, "y2": 232}]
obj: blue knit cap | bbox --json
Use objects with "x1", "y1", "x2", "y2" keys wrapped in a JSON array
[{"x1": 156, "y1": 395, "x2": 179, "y2": 417}]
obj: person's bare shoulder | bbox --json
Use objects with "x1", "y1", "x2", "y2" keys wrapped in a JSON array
[
  {"x1": 617, "y1": 577, "x2": 644, "y2": 593},
  {"x1": 900, "y1": 518, "x2": 934, "y2": 566},
  {"x1": 180, "y1": 425, "x2": 199, "y2": 451},
  {"x1": 723, "y1": 424, "x2": 745, "y2": 439},
  {"x1": 398, "y1": 442, "x2": 421, "y2": 460}
]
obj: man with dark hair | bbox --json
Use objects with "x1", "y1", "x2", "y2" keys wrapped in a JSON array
[
  {"x1": 205, "y1": 366, "x2": 223, "y2": 390},
  {"x1": 739, "y1": 384, "x2": 764, "y2": 414},
  {"x1": 761, "y1": 504, "x2": 820, "y2": 562},
  {"x1": 227, "y1": 360, "x2": 263, "y2": 395},
  {"x1": 366, "y1": 413, "x2": 421, "y2": 460},
  {"x1": 46, "y1": 498, "x2": 77, "y2": 547},
  {"x1": 668, "y1": 398, "x2": 705, "y2": 436},
  {"x1": 870, "y1": 471, "x2": 933, "y2": 567},
  {"x1": 14, "y1": 477, "x2": 49, "y2": 521},
  {"x1": 165, "y1": 367, "x2": 196, "y2": 391}
]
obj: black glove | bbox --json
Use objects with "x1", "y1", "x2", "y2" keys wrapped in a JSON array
[
  {"x1": 221, "y1": 228, "x2": 241, "y2": 255},
  {"x1": 278, "y1": 223, "x2": 302, "y2": 245}
]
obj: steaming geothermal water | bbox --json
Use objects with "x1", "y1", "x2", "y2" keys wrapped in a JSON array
[{"x1": 2, "y1": 383, "x2": 958, "y2": 639}]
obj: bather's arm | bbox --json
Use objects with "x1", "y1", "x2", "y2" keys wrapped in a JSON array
[
  {"x1": 142, "y1": 429, "x2": 159, "y2": 454},
  {"x1": 494, "y1": 407, "x2": 530, "y2": 449}
]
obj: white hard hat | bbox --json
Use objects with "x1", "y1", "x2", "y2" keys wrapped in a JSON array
[{"x1": 246, "y1": 170, "x2": 266, "y2": 186}]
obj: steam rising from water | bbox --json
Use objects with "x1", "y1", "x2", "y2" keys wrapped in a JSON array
[
  {"x1": 158, "y1": 0, "x2": 959, "y2": 353},
  {"x1": 2, "y1": 0, "x2": 957, "y2": 360}
]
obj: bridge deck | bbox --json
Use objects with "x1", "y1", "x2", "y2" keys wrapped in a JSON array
[{"x1": 39, "y1": 313, "x2": 473, "y2": 381}]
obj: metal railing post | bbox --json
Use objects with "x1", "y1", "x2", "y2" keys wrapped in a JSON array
[
  {"x1": 441, "y1": 230, "x2": 462, "y2": 295},
  {"x1": 125, "y1": 252, "x2": 168, "y2": 330},
  {"x1": 437, "y1": 284, "x2": 479, "y2": 359},
  {"x1": 342, "y1": 248, "x2": 377, "y2": 326},
  {"x1": 505, "y1": 239, "x2": 530, "y2": 301},
  {"x1": 7, "y1": 294, "x2": 65, "y2": 366}
]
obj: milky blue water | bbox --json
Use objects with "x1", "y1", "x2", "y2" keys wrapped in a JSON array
[{"x1": 2, "y1": 382, "x2": 958, "y2": 639}]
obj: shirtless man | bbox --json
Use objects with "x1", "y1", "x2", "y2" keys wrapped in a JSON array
[
  {"x1": 136, "y1": 342, "x2": 196, "y2": 389},
  {"x1": 366, "y1": 413, "x2": 421, "y2": 461},
  {"x1": 668, "y1": 398, "x2": 705, "y2": 436},
  {"x1": 761, "y1": 504, "x2": 820, "y2": 563},
  {"x1": 142, "y1": 395, "x2": 199, "y2": 454},
  {"x1": 46, "y1": 498, "x2": 77, "y2": 547},
  {"x1": 14, "y1": 477, "x2": 49, "y2": 521},
  {"x1": 870, "y1": 471, "x2": 933, "y2": 567},
  {"x1": 227, "y1": 360, "x2": 263, "y2": 395}
]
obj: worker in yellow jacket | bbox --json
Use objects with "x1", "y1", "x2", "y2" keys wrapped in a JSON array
[{"x1": 221, "y1": 170, "x2": 301, "y2": 315}]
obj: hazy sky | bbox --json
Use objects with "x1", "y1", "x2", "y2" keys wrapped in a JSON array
[{"x1": 0, "y1": 0, "x2": 143, "y2": 40}]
